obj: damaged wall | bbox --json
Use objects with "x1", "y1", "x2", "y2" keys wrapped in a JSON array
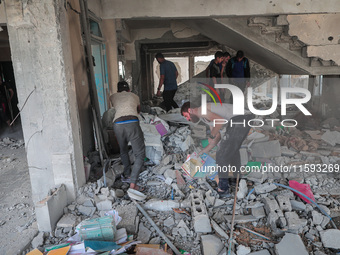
[{"x1": 68, "y1": 0, "x2": 94, "y2": 156}]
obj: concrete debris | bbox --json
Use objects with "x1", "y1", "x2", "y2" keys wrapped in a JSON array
[
  {"x1": 275, "y1": 233, "x2": 308, "y2": 255},
  {"x1": 137, "y1": 223, "x2": 152, "y2": 244},
  {"x1": 237, "y1": 245, "x2": 251, "y2": 255},
  {"x1": 24, "y1": 113, "x2": 340, "y2": 255},
  {"x1": 31, "y1": 232, "x2": 44, "y2": 249},
  {"x1": 319, "y1": 229, "x2": 340, "y2": 249},
  {"x1": 250, "y1": 140, "x2": 281, "y2": 158},
  {"x1": 201, "y1": 235, "x2": 224, "y2": 255},
  {"x1": 255, "y1": 183, "x2": 277, "y2": 194}
]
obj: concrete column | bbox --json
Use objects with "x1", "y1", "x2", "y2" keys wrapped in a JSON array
[
  {"x1": 102, "y1": 19, "x2": 119, "y2": 97},
  {"x1": 5, "y1": 0, "x2": 85, "y2": 204}
]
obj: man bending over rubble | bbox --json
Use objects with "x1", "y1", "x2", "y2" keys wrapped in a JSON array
[
  {"x1": 110, "y1": 81, "x2": 146, "y2": 191},
  {"x1": 181, "y1": 102, "x2": 254, "y2": 197}
]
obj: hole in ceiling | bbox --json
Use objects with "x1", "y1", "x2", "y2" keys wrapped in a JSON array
[{"x1": 328, "y1": 36, "x2": 334, "y2": 41}]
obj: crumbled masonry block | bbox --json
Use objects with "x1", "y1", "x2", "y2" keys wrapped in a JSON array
[
  {"x1": 56, "y1": 214, "x2": 77, "y2": 228},
  {"x1": 191, "y1": 191, "x2": 211, "y2": 233},
  {"x1": 78, "y1": 205, "x2": 96, "y2": 216},
  {"x1": 201, "y1": 235, "x2": 224, "y2": 255},
  {"x1": 35, "y1": 184, "x2": 67, "y2": 232},
  {"x1": 163, "y1": 217, "x2": 175, "y2": 228},
  {"x1": 285, "y1": 211, "x2": 307, "y2": 233},
  {"x1": 275, "y1": 233, "x2": 308, "y2": 255},
  {"x1": 312, "y1": 211, "x2": 323, "y2": 225},
  {"x1": 255, "y1": 183, "x2": 277, "y2": 194},
  {"x1": 31, "y1": 232, "x2": 44, "y2": 249},
  {"x1": 263, "y1": 197, "x2": 283, "y2": 216},
  {"x1": 237, "y1": 245, "x2": 251, "y2": 255},
  {"x1": 116, "y1": 204, "x2": 138, "y2": 234},
  {"x1": 96, "y1": 200, "x2": 113, "y2": 211},
  {"x1": 252, "y1": 206, "x2": 266, "y2": 219},
  {"x1": 137, "y1": 223, "x2": 151, "y2": 244},
  {"x1": 276, "y1": 195, "x2": 292, "y2": 212},
  {"x1": 290, "y1": 200, "x2": 306, "y2": 211},
  {"x1": 251, "y1": 140, "x2": 281, "y2": 158},
  {"x1": 320, "y1": 229, "x2": 340, "y2": 249},
  {"x1": 224, "y1": 215, "x2": 258, "y2": 223}
]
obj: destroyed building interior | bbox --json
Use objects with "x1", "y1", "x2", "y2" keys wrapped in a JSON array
[{"x1": 1, "y1": 0, "x2": 340, "y2": 255}]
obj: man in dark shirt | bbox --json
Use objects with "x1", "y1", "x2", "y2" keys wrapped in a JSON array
[
  {"x1": 210, "y1": 51, "x2": 224, "y2": 94},
  {"x1": 226, "y1": 50, "x2": 250, "y2": 92},
  {"x1": 155, "y1": 53, "x2": 179, "y2": 112}
]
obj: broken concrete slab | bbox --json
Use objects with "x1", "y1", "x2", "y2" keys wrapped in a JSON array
[
  {"x1": 35, "y1": 184, "x2": 68, "y2": 232},
  {"x1": 224, "y1": 215, "x2": 259, "y2": 223},
  {"x1": 251, "y1": 140, "x2": 281, "y2": 158},
  {"x1": 255, "y1": 183, "x2": 277, "y2": 194},
  {"x1": 116, "y1": 204, "x2": 138, "y2": 234},
  {"x1": 163, "y1": 217, "x2": 175, "y2": 228},
  {"x1": 321, "y1": 130, "x2": 340, "y2": 146},
  {"x1": 78, "y1": 205, "x2": 96, "y2": 216},
  {"x1": 237, "y1": 245, "x2": 251, "y2": 255},
  {"x1": 263, "y1": 197, "x2": 282, "y2": 216},
  {"x1": 320, "y1": 229, "x2": 340, "y2": 249},
  {"x1": 31, "y1": 232, "x2": 44, "y2": 249},
  {"x1": 56, "y1": 214, "x2": 77, "y2": 228},
  {"x1": 252, "y1": 206, "x2": 266, "y2": 219},
  {"x1": 96, "y1": 200, "x2": 113, "y2": 211},
  {"x1": 290, "y1": 200, "x2": 306, "y2": 211},
  {"x1": 201, "y1": 235, "x2": 224, "y2": 255},
  {"x1": 312, "y1": 211, "x2": 324, "y2": 225},
  {"x1": 285, "y1": 211, "x2": 307, "y2": 233},
  {"x1": 137, "y1": 223, "x2": 152, "y2": 244},
  {"x1": 211, "y1": 219, "x2": 229, "y2": 240},
  {"x1": 276, "y1": 195, "x2": 292, "y2": 212},
  {"x1": 275, "y1": 233, "x2": 308, "y2": 255}
]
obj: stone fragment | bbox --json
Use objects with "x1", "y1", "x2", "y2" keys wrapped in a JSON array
[
  {"x1": 201, "y1": 235, "x2": 224, "y2": 255},
  {"x1": 115, "y1": 189, "x2": 124, "y2": 198},
  {"x1": 285, "y1": 211, "x2": 307, "y2": 233},
  {"x1": 164, "y1": 169, "x2": 176, "y2": 179},
  {"x1": 137, "y1": 223, "x2": 151, "y2": 244},
  {"x1": 320, "y1": 229, "x2": 340, "y2": 249},
  {"x1": 31, "y1": 232, "x2": 44, "y2": 249},
  {"x1": 263, "y1": 197, "x2": 282, "y2": 216},
  {"x1": 276, "y1": 195, "x2": 292, "y2": 212},
  {"x1": 96, "y1": 200, "x2": 112, "y2": 211},
  {"x1": 255, "y1": 183, "x2": 277, "y2": 194},
  {"x1": 56, "y1": 214, "x2": 77, "y2": 228},
  {"x1": 211, "y1": 219, "x2": 229, "y2": 240},
  {"x1": 68, "y1": 204, "x2": 76, "y2": 211},
  {"x1": 275, "y1": 233, "x2": 308, "y2": 255},
  {"x1": 78, "y1": 205, "x2": 96, "y2": 216},
  {"x1": 321, "y1": 130, "x2": 340, "y2": 146},
  {"x1": 149, "y1": 237, "x2": 161, "y2": 244},
  {"x1": 224, "y1": 215, "x2": 258, "y2": 223},
  {"x1": 312, "y1": 211, "x2": 323, "y2": 225},
  {"x1": 116, "y1": 204, "x2": 138, "y2": 234},
  {"x1": 251, "y1": 140, "x2": 281, "y2": 158},
  {"x1": 164, "y1": 217, "x2": 175, "y2": 228},
  {"x1": 252, "y1": 206, "x2": 266, "y2": 219},
  {"x1": 290, "y1": 200, "x2": 306, "y2": 211},
  {"x1": 237, "y1": 245, "x2": 251, "y2": 255}
]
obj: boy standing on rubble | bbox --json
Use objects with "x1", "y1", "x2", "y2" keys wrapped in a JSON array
[
  {"x1": 110, "y1": 81, "x2": 145, "y2": 191},
  {"x1": 181, "y1": 102, "x2": 253, "y2": 197}
]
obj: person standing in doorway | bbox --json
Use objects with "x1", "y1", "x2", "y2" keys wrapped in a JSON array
[
  {"x1": 227, "y1": 50, "x2": 250, "y2": 92},
  {"x1": 110, "y1": 81, "x2": 146, "y2": 191},
  {"x1": 155, "y1": 53, "x2": 179, "y2": 112}
]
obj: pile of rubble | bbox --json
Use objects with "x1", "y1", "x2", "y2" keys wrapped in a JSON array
[{"x1": 25, "y1": 114, "x2": 340, "y2": 255}]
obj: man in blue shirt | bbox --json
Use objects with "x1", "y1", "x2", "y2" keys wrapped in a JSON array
[{"x1": 155, "y1": 53, "x2": 179, "y2": 111}]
